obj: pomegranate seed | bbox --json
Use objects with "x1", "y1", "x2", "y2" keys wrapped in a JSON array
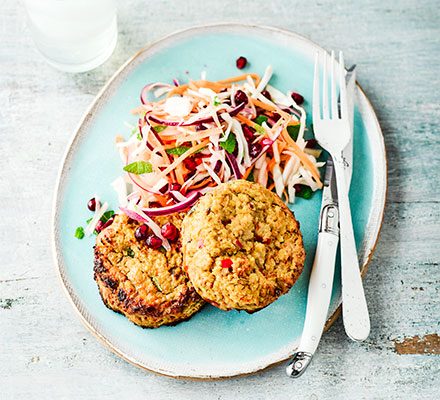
[
  {"x1": 87, "y1": 197, "x2": 99, "y2": 211},
  {"x1": 294, "y1": 184, "x2": 303, "y2": 193},
  {"x1": 234, "y1": 89, "x2": 248, "y2": 105},
  {"x1": 183, "y1": 158, "x2": 197, "y2": 171},
  {"x1": 249, "y1": 142, "x2": 262, "y2": 158},
  {"x1": 221, "y1": 259, "x2": 233, "y2": 269},
  {"x1": 159, "y1": 183, "x2": 169, "y2": 194},
  {"x1": 242, "y1": 125, "x2": 255, "y2": 142},
  {"x1": 95, "y1": 220, "x2": 104, "y2": 233},
  {"x1": 135, "y1": 224, "x2": 149, "y2": 241},
  {"x1": 291, "y1": 92, "x2": 304, "y2": 105},
  {"x1": 236, "y1": 56, "x2": 247, "y2": 69},
  {"x1": 261, "y1": 90, "x2": 271, "y2": 100},
  {"x1": 161, "y1": 222, "x2": 178, "y2": 241},
  {"x1": 146, "y1": 234, "x2": 163, "y2": 249},
  {"x1": 196, "y1": 124, "x2": 207, "y2": 131},
  {"x1": 170, "y1": 183, "x2": 181, "y2": 191},
  {"x1": 305, "y1": 139, "x2": 318, "y2": 148}
]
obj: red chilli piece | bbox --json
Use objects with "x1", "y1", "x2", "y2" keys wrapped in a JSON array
[
  {"x1": 235, "y1": 239, "x2": 243, "y2": 249},
  {"x1": 161, "y1": 222, "x2": 179, "y2": 241},
  {"x1": 291, "y1": 92, "x2": 304, "y2": 105},
  {"x1": 236, "y1": 56, "x2": 247, "y2": 70},
  {"x1": 221, "y1": 259, "x2": 233, "y2": 269}
]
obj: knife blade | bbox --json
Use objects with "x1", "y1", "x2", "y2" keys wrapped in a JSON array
[{"x1": 286, "y1": 66, "x2": 357, "y2": 378}]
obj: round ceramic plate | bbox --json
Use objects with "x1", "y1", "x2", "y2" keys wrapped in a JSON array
[{"x1": 52, "y1": 24, "x2": 386, "y2": 379}]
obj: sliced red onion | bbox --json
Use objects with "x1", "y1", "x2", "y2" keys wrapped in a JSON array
[
  {"x1": 141, "y1": 83, "x2": 172, "y2": 104},
  {"x1": 121, "y1": 191, "x2": 201, "y2": 217},
  {"x1": 225, "y1": 153, "x2": 243, "y2": 179},
  {"x1": 213, "y1": 160, "x2": 222, "y2": 174},
  {"x1": 119, "y1": 207, "x2": 147, "y2": 223}
]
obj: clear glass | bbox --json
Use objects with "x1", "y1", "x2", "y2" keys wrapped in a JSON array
[{"x1": 24, "y1": 0, "x2": 118, "y2": 73}]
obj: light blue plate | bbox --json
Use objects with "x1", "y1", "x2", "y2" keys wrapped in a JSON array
[{"x1": 52, "y1": 24, "x2": 386, "y2": 378}]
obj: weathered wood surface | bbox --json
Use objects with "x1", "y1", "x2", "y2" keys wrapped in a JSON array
[{"x1": 1, "y1": 0, "x2": 439, "y2": 398}]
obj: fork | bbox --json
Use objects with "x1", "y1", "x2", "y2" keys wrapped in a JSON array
[{"x1": 313, "y1": 51, "x2": 370, "y2": 341}]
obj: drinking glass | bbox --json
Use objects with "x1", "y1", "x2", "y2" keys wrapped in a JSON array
[{"x1": 24, "y1": 0, "x2": 118, "y2": 73}]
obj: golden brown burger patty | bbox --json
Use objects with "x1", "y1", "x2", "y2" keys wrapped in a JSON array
[
  {"x1": 94, "y1": 213, "x2": 205, "y2": 328},
  {"x1": 182, "y1": 180, "x2": 306, "y2": 312}
]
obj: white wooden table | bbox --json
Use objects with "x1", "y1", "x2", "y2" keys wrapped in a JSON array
[{"x1": 1, "y1": 0, "x2": 439, "y2": 398}]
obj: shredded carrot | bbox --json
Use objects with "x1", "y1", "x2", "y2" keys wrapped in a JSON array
[
  {"x1": 158, "y1": 140, "x2": 209, "y2": 178},
  {"x1": 242, "y1": 166, "x2": 254, "y2": 180},
  {"x1": 235, "y1": 114, "x2": 261, "y2": 131},
  {"x1": 267, "y1": 182, "x2": 275, "y2": 191},
  {"x1": 282, "y1": 128, "x2": 323, "y2": 188},
  {"x1": 217, "y1": 73, "x2": 261, "y2": 86}
]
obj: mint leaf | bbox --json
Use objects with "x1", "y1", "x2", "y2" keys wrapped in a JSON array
[
  {"x1": 254, "y1": 125, "x2": 266, "y2": 135},
  {"x1": 246, "y1": 170, "x2": 254, "y2": 182},
  {"x1": 219, "y1": 133, "x2": 237, "y2": 154},
  {"x1": 153, "y1": 125, "x2": 167, "y2": 133},
  {"x1": 166, "y1": 146, "x2": 190, "y2": 156},
  {"x1": 254, "y1": 115, "x2": 268, "y2": 126},
  {"x1": 287, "y1": 125, "x2": 300, "y2": 141},
  {"x1": 296, "y1": 185, "x2": 314, "y2": 199},
  {"x1": 75, "y1": 226, "x2": 84, "y2": 239},
  {"x1": 123, "y1": 161, "x2": 153, "y2": 174},
  {"x1": 101, "y1": 210, "x2": 115, "y2": 224}
]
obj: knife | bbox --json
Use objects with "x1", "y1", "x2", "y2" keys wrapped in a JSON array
[{"x1": 286, "y1": 67, "x2": 357, "y2": 378}]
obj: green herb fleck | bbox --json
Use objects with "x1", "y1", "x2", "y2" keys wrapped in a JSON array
[
  {"x1": 246, "y1": 170, "x2": 254, "y2": 182},
  {"x1": 287, "y1": 125, "x2": 300, "y2": 141},
  {"x1": 136, "y1": 132, "x2": 142, "y2": 141},
  {"x1": 213, "y1": 96, "x2": 221, "y2": 106},
  {"x1": 153, "y1": 125, "x2": 167, "y2": 133},
  {"x1": 166, "y1": 146, "x2": 191, "y2": 156},
  {"x1": 130, "y1": 126, "x2": 139, "y2": 137},
  {"x1": 86, "y1": 217, "x2": 93, "y2": 225},
  {"x1": 296, "y1": 185, "x2": 314, "y2": 200},
  {"x1": 125, "y1": 248, "x2": 135, "y2": 258},
  {"x1": 74, "y1": 226, "x2": 84, "y2": 239},
  {"x1": 254, "y1": 115, "x2": 268, "y2": 126},
  {"x1": 151, "y1": 276, "x2": 163, "y2": 292},
  {"x1": 219, "y1": 133, "x2": 237, "y2": 154},
  {"x1": 123, "y1": 161, "x2": 153, "y2": 174},
  {"x1": 254, "y1": 125, "x2": 266, "y2": 135},
  {"x1": 101, "y1": 210, "x2": 115, "y2": 224}
]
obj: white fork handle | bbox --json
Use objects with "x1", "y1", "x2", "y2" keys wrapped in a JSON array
[{"x1": 333, "y1": 155, "x2": 370, "y2": 341}]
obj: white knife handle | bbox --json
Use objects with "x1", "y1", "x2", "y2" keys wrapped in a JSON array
[
  {"x1": 333, "y1": 156, "x2": 370, "y2": 341},
  {"x1": 300, "y1": 232, "x2": 338, "y2": 353},
  {"x1": 286, "y1": 231, "x2": 338, "y2": 377}
]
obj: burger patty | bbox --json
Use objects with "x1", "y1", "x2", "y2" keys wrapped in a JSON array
[
  {"x1": 181, "y1": 180, "x2": 306, "y2": 312},
  {"x1": 94, "y1": 213, "x2": 205, "y2": 328}
]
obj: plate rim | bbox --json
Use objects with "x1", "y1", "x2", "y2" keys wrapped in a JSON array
[{"x1": 51, "y1": 22, "x2": 387, "y2": 379}]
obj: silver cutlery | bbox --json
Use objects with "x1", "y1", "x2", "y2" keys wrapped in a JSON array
[
  {"x1": 312, "y1": 51, "x2": 370, "y2": 342},
  {"x1": 286, "y1": 157, "x2": 339, "y2": 377}
]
